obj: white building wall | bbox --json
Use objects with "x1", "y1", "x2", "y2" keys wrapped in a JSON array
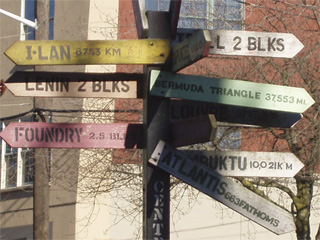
[{"x1": 75, "y1": 1, "x2": 119, "y2": 239}]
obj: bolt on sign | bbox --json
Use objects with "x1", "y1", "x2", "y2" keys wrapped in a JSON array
[
  {"x1": 150, "y1": 70, "x2": 315, "y2": 113},
  {"x1": 5, "y1": 39, "x2": 171, "y2": 65},
  {"x1": 149, "y1": 140, "x2": 296, "y2": 235}
]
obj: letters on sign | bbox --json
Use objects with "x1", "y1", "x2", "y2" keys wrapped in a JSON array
[{"x1": 149, "y1": 140, "x2": 296, "y2": 235}]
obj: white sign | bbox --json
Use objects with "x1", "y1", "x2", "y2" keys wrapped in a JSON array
[
  {"x1": 183, "y1": 150, "x2": 304, "y2": 178},
  {"x1": 209, "y1": 30, "x2": 304, "y2": 58},
  {"x1": 149, "y1": 140, "x2": 296, "y2": 235}
]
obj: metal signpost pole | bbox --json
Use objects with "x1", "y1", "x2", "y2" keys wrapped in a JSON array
[{"x1": 143, "y1": 11, "x2": 171, "y2": 240}]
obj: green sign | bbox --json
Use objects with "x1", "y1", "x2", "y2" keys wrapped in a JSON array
[{"x1": 150, "y1": 70, "x2": 314, "y2": 113}]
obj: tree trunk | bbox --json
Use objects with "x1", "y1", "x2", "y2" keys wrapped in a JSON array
[
  {"x1": 294, "y1": 177, "x2": 314, "y2": 240},
  {"x1": 315, "y1": 224, "x2": 320, "y2": 240}
]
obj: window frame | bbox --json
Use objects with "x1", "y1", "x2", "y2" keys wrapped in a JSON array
[
  {"x1": 20, "y1": 0, "x2": 55, "y2": 41},
  {"x1": 178, "y1": 0, "x2": 245, "y2": 30},
  {"x1": 145, "y1": 0, "x2": 245, "y2": 31},
  {"x1": 0, "y1": 121, "x2": 35, "y2": 190}
]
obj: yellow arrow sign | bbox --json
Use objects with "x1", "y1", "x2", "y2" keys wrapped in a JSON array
[{"x1": 5, "y1": 39, "x2": 171, "y2": 65}]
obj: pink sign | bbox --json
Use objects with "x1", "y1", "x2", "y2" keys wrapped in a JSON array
[{"x1": 0, "y1": 122, "x2": 142, "y2": 149}]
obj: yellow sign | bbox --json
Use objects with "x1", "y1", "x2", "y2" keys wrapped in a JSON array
[{"x1": 5, "y1": 39, "x2": 171, "y2": 65}]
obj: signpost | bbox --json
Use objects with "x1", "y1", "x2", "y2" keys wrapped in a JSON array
[
  {"x1": 5, "y1": 39, "x2": 171, "y2": 65},
  {"x1": 209, "y1": 30, "x2": 304, "y2": 58},
  {"x1": 168, "y1": 0, "x2": 182, "y2": 39},
  {"x1": 3, "y1": 2, "x2": 309, "y2": 238},
  {"x1": 143, "y1": 11, "x2": 172, "y2": 240},
  {"x1": 170, "y1": 114, "x2": 217, "y2": 147},
  {"x1": 0, "y1": 122, "x2": 142, "y2": 149},
  {"x1": 172, "y1": 30, "x2": 211, "y2": 72},
  {"x1": 170, "y1": 99, "x2": 303, "y2": 128},
  {"x1": 150, "y1": 70, "x2": 315, "y2": 113},
  {"x1": 183, "y1": 150, "x2": 304, "y2": 178},
  {"x1": 5, "y1": 71, "x2": 139, "y2": 98},
  {"x1": 149, "y1": 140, "x2": 296, "y2": 235}
]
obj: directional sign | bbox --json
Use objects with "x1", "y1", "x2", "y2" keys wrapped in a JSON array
[
  {"x1": 5, "y1": 39, "x2": 171, "y2": 65},
  {"x1": 170, "y1": 114, "x2": 217, "y2": 147},
  {"x1": 149, "y1": 140, "x2": 296, "y2": 235},
  {"x1": 170, "y1": 99, "x2": 303, "y2": 128},
  {"x1": 5, "y1": 71, "x2": 140, "y2": 98},
  {"x1": 209, "y1": 30, "x2": 304, "y2": 58},
  {"x1": 172, "y1": 30, "x2": 211, "y2": 72},
  {"x1": 183, "y1": 150, "x2": 304, "y2": 178},
  {"x1": 0, "y1": 122, "x2": 142, "y2": 149},
  {"x1": 0, "y1": 118, "x2": 217, "y2": 149},
  {"x1": 150, "y1": 70, "x2": 315, "y2": 113}
]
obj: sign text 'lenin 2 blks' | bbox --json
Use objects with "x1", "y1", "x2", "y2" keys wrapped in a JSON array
[{"x1": 5, "y1": 71, "x2": 140, "y2": 98}]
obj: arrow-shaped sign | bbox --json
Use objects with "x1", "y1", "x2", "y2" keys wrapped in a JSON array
[
  {"x1": 5, "y1": 39, "x2": 171, "y2": 65},
  {"x1": 172, "y1": 30, "x2": 211, "y2": 72},
  {"x1": 149, "y1": 140, "x2": 296, "y2": 235},
  {"x1": 0, "y1": 122, "x2": 142, "y2": 149},
  {"x1": 5, "y1": 71, "x2": 139, "y2": 98},
  {"x1": 170, "y1": 99, "x2": 303, "y2": 128},
  {"x1": 150, "y1": 70, "x2": 315, "y2": 113},
  {"x1": 183, "y1": 150, "x2": 304, "y2": 178},
  {"x1": 209, "y1": 30, "x2": 304, "y2": 58},
  {"x1": 0, "y1": 115, "x2": 217, "y2": 149}
]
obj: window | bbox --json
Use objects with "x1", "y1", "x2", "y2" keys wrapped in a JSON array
[
  {"x1": 21, "y1": 0, "x2": 55, "y2": 40},
  {"x1": 49, "y1": 0, "x2": 55, "y2": 40},
  {"x1": 212, "y1": 0, "x2": 244, "y2": 30},
  {"x1": 0, "y1": 122, "x2": 35, "y2": 190},
  {"x1": 22, "y1": 149, "x2": 35, "y2": 184},
  {"x1": 145, "y1": 0, "x2": 244, "y2": 30},
  {"x1": 21, "y1": 0, "x2": 36, "y2": 40},
  {"x1": 5, "y1": 152, "x2": 18, "y2": 188},
  {"x1": 146, "y1": 0, "x2": 170, "y2": 11},
  {"x1": 179, "y1": 0, "x2": 208, "y2": 29}
]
